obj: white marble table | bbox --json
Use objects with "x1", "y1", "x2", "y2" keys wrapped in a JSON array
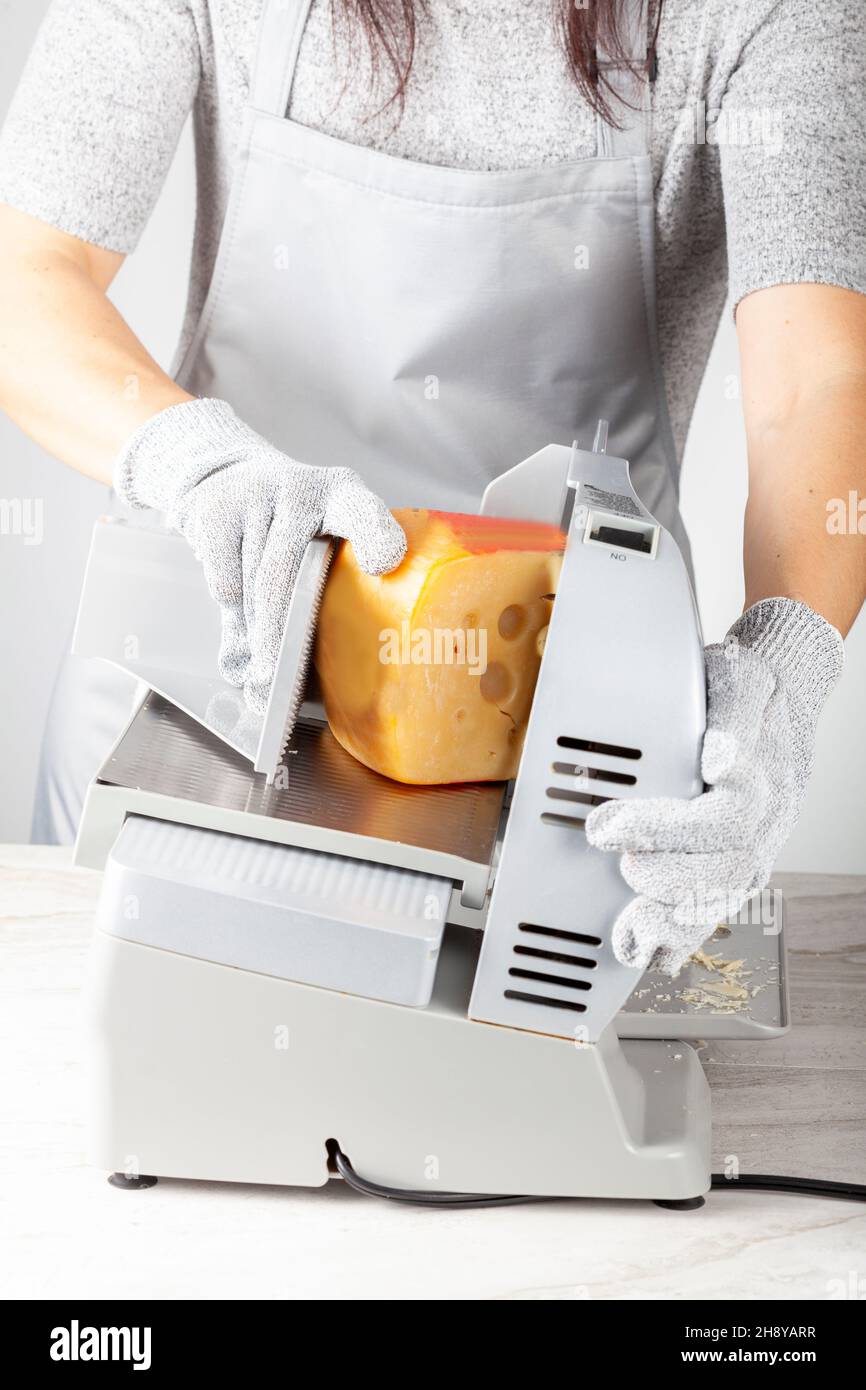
[{"x1": 1, "y1": 846, "x2": 864, "y2": 1301}]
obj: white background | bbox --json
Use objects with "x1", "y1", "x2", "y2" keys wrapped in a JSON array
[{"x1": 1, "y1": 0, "x2": 864, "y2": 867}]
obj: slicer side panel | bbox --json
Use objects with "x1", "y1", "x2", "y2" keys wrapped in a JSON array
[{"x1": 469, "y1": 450, "x2": 706, "y2": 1042}]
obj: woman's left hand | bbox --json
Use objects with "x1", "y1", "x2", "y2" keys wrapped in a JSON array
[{"x1": 584, "y1": 598, "x2": 844, "y2": 974}]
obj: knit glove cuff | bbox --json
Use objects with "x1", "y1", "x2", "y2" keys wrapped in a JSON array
[
  {"x1": 113, "y1": 397, "x2": 269, "y2": 513},
  {"x1": 726, "y1": 597, "x2": 844, "y2": 711}
]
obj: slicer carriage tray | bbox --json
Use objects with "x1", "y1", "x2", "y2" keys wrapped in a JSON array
[{"x1": 76, "y1": 693, "x2": 505, "y2": 910}]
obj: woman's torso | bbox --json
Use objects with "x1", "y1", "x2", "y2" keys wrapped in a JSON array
[{"x1": 185, "y1": 0, "x2": 742, "y2": 459}]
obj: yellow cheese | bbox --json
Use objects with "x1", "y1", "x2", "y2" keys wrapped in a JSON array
[{"x1": 315, "y1": 508, "x2": 564, "y2": 784}]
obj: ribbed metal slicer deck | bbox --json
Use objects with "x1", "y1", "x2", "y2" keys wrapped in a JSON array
[{"x1": 78, "y1": 693, "x2": 505, "y2": 908}]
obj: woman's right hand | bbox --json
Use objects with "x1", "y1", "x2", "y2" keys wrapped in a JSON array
[{"x1": 113, "y1": 397, "x2": 407, "y2": 713}]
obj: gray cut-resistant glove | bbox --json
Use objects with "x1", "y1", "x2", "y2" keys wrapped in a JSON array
[
  {"x1": 585, "y1": 598, "x2": 844, "y2": 975},
  {"x1": 113, "y1": 397, "x2": 406, "y2": 713}
]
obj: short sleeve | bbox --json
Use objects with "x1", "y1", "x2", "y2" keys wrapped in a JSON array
[
  {"x1": 719, "y1": 0, "x2": 866, "y2": 312},
  {"x1": 0, "y1": 0, "x2": 201, "y2": 254}
]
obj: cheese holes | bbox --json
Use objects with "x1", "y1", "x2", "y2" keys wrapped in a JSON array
[
  {"x1": 498, "y1": 604, "x2": 527, "y2": 640},
  {"x1": 479, "y1": 662, "x2": 513, "y2": 704}
]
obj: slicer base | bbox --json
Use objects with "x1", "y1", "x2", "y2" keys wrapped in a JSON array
[{"x1": 85, "y1": 927, "x2": 711, "y2": 1202}]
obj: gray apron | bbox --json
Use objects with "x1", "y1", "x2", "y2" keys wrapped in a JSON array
[{"x1": 33, "y1": 0, "x2": 687, "y2": 844}]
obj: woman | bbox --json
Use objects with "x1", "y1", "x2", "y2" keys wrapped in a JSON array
[{"x1": 0, "y1": 0, "x2": 863, "y2": 971}]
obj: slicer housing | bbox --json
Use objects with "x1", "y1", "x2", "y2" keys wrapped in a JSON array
[{"x1": 73, "y1": 432, "x2": 786, "y2": 1204}]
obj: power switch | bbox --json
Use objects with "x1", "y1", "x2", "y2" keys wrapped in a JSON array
[{"x1": 583, "y1": 509, "x2": 659, "y2": 559}]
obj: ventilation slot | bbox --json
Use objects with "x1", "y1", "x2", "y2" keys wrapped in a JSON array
[
  {"x1": 551, "y1": 761, "x2": 636, "y2": 786},
  {"x1": 514, "y1": 944, "x2": 596, "y2": 970},
  {"x1": 545, "y1": 787, "x2": 609, "y2": 807},
  {"x1": 519, "y1": 923, "x2": 602, "y2": 947},
  {"x1": 508, "y1": 968, "x2": 591, "y2": 991},
  {"x1": 541, "y1": 812, "x2": 588, "y2": 829},
  {"x1": 541, "y1": 785, "x2": 609, "y2": 830},
  {"x1": 556, "y1": 736, "x2": 642, "y2": 760},
  {"x1": 504, "y1": 989, "x2": 586, "y2": 1013}
]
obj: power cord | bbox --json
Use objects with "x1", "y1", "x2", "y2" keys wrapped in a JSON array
[
  {"x1": 331, "y1": 1146, "x2": 866, "y2": 1209},
  {"x1": 332, "y1": 1148, "x2": 543, "y2": 1209},
  {"x1": 710, "y1": 1173, "x2": 866, "y2": 1201}
]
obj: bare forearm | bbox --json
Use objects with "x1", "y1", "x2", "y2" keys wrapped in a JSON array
[
  {"x1": 0, "y1": 209, "x2": 190, "y2": 485},
  {"x1": 743, "y1": 375, "x2": 866, "y2": 637},
  {"x1": 738, "y1": 284, "x2": 866, "y2": 638}
]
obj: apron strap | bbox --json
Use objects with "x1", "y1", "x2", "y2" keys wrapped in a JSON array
[
  {"x1": 250, "y1": 0, "x2": 314, "y2": 119},
  {"x1": 595, "y1": 0, "x2": 653, "y2": 158}
]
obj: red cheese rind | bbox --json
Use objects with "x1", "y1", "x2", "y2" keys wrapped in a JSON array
[{"x1": 421, "y1": 510, "x2": 567, "y2": 554}]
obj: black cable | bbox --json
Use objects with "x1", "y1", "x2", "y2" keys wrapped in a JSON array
[
  {"x1": 710, "y1": 1173, "x2": 866, "y2": 1201},
  {"x1": 332, "y1": 1147, "x2": 866, "y2": 1208},
  {"x1": 332, "y1": 1148, "x2": 545, "y2": 1209}
]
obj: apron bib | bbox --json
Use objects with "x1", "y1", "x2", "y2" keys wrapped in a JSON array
[
  {"x1": 176, "y1": 0, "x2": 686, "y2": 557},
  {"x1": 35, "y1": 0, "x2": 688, "y2": 844}
]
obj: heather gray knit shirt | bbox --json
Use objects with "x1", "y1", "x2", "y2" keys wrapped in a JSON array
[{"x1": 0, "y1": 0, "x2": 864, "y2": 458}]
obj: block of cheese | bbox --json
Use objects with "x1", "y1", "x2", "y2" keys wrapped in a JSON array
[{"x1": 315, "y1": 508, "x2": 564, "y2": 784}]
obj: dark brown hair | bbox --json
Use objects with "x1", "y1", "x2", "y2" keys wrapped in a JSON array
[{"x1": 333, "y1": 1, "x2": 662, "y2": 126}]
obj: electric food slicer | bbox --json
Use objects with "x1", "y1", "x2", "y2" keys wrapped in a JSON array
[{"x1": 72, "y1": 429, "x2": 788, "y2": 1204}]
